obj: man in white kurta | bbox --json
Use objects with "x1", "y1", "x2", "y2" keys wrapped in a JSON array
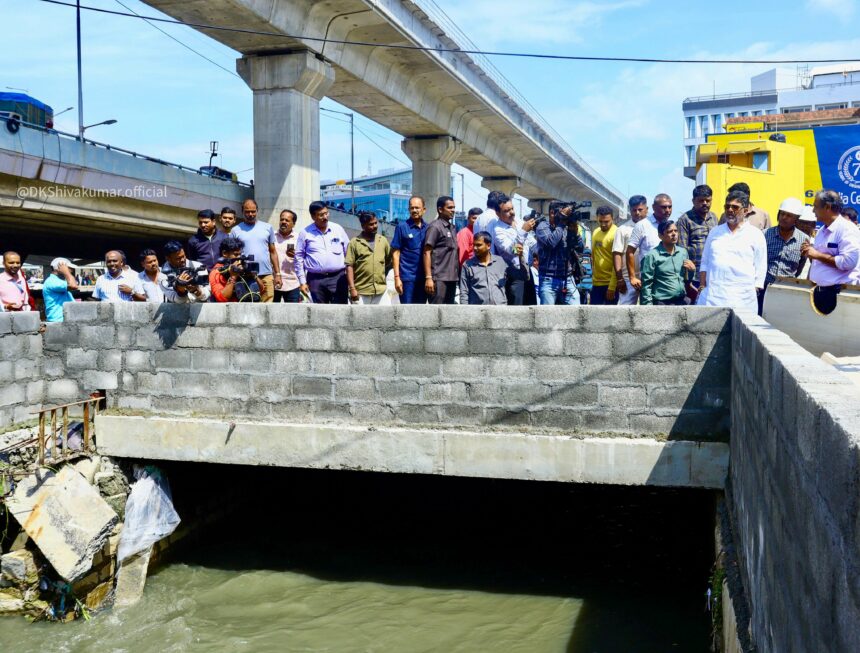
[{"x1": 697, "y1": 191, "x2": 767, "y2": 313}]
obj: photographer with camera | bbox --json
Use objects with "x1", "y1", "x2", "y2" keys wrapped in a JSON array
[
  {"x1": 160, "y1": 241, "x2": 211, "y2": 304},
  {"x1": 534, "y1": 200, "x2": 584, "y2": 305},
  {"x1": 210, "y1": 237, "x2": 262, "y2": 303},
  {"x1": 490, "y1": 195, "x2": 537, "y2": 305}
]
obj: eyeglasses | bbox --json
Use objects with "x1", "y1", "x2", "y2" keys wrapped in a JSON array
[{"x1": 724, "y1": 204, "x2": 744, "y2": 211}]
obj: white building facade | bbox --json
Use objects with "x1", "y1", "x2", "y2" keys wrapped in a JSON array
[{"x1": 682, "y1": 64, "x2": 860, "y2": 178}]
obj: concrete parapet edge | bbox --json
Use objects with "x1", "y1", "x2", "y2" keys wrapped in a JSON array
[{"x1": 95, "y1": 415, "x2": 728, "y2": 489}]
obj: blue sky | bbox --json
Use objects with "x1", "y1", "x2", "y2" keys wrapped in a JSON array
[{"x1": 5, "y1": 0, "x2": 860, "y2": 214}]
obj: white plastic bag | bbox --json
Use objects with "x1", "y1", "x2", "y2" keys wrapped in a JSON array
[{"x1": 117, "y1": 466, "x2": 181, "y2": 562}]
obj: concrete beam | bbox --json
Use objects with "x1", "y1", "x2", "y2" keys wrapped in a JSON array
[
  {"x1": 528, "y1": 199, "x2": 555, "y2": 214},
  {"x1": 481, "y1": 176, "x2": 522, "y2": 198},
  {"x1": 238, "y1": 52, "x2": 335, "y2": 228},
  {"x1": 96, "y1": 415, "x2": 729, "y2": 489},
  {"x1": 401, "y1": 136, "x2": 461, "y2": 205}
]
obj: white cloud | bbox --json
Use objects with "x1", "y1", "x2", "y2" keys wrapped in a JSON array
[{"x1": 806, "y1": 0, "x2": 856, "y2": 18}]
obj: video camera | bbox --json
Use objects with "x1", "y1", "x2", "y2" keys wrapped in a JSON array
[
  {"x1": 531, "y1": 201, "x2": 585, "y2": 227},
  {"x1": 217, "y1": 254, "x2": 260, "y2": 276},
  {"x1": 167, "y1": 267, "x2": 209, "y2": 289}
]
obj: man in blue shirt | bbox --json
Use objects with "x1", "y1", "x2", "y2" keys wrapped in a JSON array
[
  {"x1": 391, "y1": 195, "x2": 430, "y2": 304},
  {"x1": 43, "y1": 257, "x2": 79, "y2": 322},
  {"x1": 186, "y1": 209, "x2": 226, "y2": 270},
  {"x1": 234, "y1": 199, "x2": 280, "y2": 302}
]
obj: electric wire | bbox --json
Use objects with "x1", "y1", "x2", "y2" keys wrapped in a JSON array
[
  {"x1": 38, "y1": 0, "x2": 860, "y2": 65},
  {"x1": 111, "y1": 0, "x2": 241, "y2": 78}
]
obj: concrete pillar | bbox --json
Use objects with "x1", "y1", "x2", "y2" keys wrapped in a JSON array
[
  {"x1": 401, "y1": 136, "x2": 461, "y2": 207},
  {"x1": 237, "y1": 52, "x2": 335, "y2": 228},
  {"x1": 528, "y1": 199, "x2": 555, "y2": 215},
  {"x1": 481, "y1": 176, "x2": 522, "y2": 198}
]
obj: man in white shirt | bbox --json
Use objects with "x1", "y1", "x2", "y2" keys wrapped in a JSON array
[
  {"x1": 490, "y1": 197, "x2": 537, "y2": 304},
  {"x1": 613, "y1": 195, "x2": 648, "y2": 305},
  {"x1": 626, "y1": 193, "x2": 673, "y2": 294},
  {"x1": 802, "y1": 189, "x2": 860, "y2": 289},
  {"x1": 94, "y1": 250, "x2": 142, "y2": 302},
  {"x1": 697, "y1": 190, "x2": 767, "y2": 313},
  {"x1": 474, "y1": 190, "x2": 505, "y2": 236}
]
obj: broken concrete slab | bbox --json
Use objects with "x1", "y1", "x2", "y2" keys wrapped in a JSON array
[
  {"x1": 113, "y1": 547, "x2": 151, "y2": 608},
  {"x1": 6, "y1": 465, "x2": 118, "y2": 582},
  {"x1": 0, "y1": 549, "x2": 38, "y2": 586}
]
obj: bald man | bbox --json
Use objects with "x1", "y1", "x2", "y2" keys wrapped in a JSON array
[
  {"x1": 0, "y1": 251, "x2": 33, "y2": 311},
  {"x1": 93, "y1": 250, "x2": 142, "y2": 302}
]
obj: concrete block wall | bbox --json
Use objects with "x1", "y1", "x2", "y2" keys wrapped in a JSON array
[
  {"x1": 41, "y1": 302, "x2": 732, "y2": 440},
  {"x1": 0, "y1": 312, "x2": 43, "y2": 428},
  {"x1": 730, "y1": 311, "x2": 860, "y2": 651}
]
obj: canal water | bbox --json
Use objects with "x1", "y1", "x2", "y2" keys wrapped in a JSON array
[{"x1": 1, "y1": 467, "x2": 715, "y2": 652}]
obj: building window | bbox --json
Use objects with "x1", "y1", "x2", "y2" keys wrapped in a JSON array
[
  {"x1": 782, "y1": 106, "x2": 812, "y2": 114},
  {"x1": 739, "y1": 111, "x2": 749, "y2": 117},
  {"x1": 686, "y1": 116, "x2": 696, "y2": 138},
  {"x1": 751, "y1": 110, "x2": 762, "y2": 117},
  {"x1": 752, "y1": 152, "x2": 769, "y2": 171},
  {"x1": 816, "y1": 102, "x2": 848, "y2": 110},
  {"x1": 686, "y1": 146, "x2": 696, "y2": 167},
  {"x1": 711, "y1": 114, "x2": 722, "y2": 133},
  {"x1": 766, "y1": 109, "x2": 777, "y2": 115},
  {"x1": 700, "y1": 115, "x2": 710, "y2": 136}
]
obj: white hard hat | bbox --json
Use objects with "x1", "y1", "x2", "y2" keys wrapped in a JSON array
[
  {"x1": 778, "y1": 197, "x2": 804, "y2": 216},
  {"x1": 798, "y1": 206, "x2": 817, "y2": 223},
  {"x1": 50, "y1": 257, "x2": 77, "y2": 270}
]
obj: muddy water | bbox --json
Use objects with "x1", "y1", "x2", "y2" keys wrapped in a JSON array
[{"x1": 0, "y1": 468, "x2": 715, "y2": 652}]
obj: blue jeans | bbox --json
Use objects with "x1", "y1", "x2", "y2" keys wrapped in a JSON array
[
  {"x1": 400, "y1": 278, "x2": 428, "y2": 304},
  {"x1": 538, "y1": 275, "x2": 580, "y2": 305}
]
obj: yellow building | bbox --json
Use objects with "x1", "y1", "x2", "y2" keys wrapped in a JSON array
[{"x1": 694, "y1": 138, "x2": 805, "y2": 225}]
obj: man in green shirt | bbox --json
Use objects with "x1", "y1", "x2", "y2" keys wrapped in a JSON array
[
  {"x1": 639, "y1": 221, "x2": 696, "y2": 306},
  {"x1": 346, "y1": 212, "x2": 393, "y2": 304}
]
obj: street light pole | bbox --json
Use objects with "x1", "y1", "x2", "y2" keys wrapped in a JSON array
[{"x1": 76, "y1": 0, "x2": 84, "y2": 139}]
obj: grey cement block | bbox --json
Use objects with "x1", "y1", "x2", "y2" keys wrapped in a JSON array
[
  {"x1": 579, "y1": 410, "x2": 630, "y2": 432},
  {"x1": 377, "y1": 380, "x2": 421, "y2": 401},
  {"x1": 391, "y1": 403, "x2": 440, "y2": 425},
  {"x1": 581, "y1": 307, "x2": 632, "y2": 333},
  {"x1": 425, "y1": 331, "x2": 467, "y2": 354},
  {"x1": 395, "y1": 305, "x2": 440, "y2": 328},
  {"x1": 309, "y1": 305, "x2": 351, "y2": 327},
  {"x1": 190, "y1": 350, "x2": 230, "y2": 372},
  {"x1": 227, "y1": 303, "x2": 267, "y2": 326},
  {"x1": 518, "y1": 331, "x2": 563, "y2": 356},
  {"x1": 0, "y1": 335, "x2": 26, "y2": 360},
  {"x1": 565, "y1": 333, "x2": 612, "y2": 358},
  {"x1": 292, "y1": 376, "x2": 333, "y2": 399},
  {"x1": 231, "y1": 351, "x2": 274, "y2": 372},
  {"x1": 350, "y1": 402, "x2": 395, "y2": 422},
  {"x1": 467, "y1": 382, "x2": 501, "y2": 403},
  {"x1": 80, "y1": 370, "x2": 118, "y2": 391},
  {"x1": 252, "y1": 328, "x2": 292, "y2": 350},
  {"x1": 11, "y1": 312, "x2": 40, "y2": 334},
  {"x1": 330, "y1": 353, "x2": 396, "y2": 377},
  {"x1": 422, "y1": 382, "x2": 468, "y2": 402},
  {"x1": 631, "y1": 307, "x2": 684, "y2": 333},
  {"x1": 381, "y1": 330, "x2": 424, "y2": 353},
  {"x1": 113, "y1": 302, "x2": 154, "y2": 324},
  {"x1": 613, "y1": 333, "x2": 666, "y2": 360},
  {"x1": 0, "y1": 313, "x2": 12, "y2": 335},
  {"x1": 335, "y1": 378, "x2": 377, "y2": 401},
  {"x1": 47, "y1": 379, "x2": 81, "y2": 401},
  {"x1": 499, "y1": 381, "x2": 549, "y2": 406},
  {"x1": 168, "y1": 327, "x2": 211, "y2": 349},
  {"x1": 443, "y1": 356, "x2": 486, "y2": 378},
  {"x1": 43, "y1": 324, "x2": 78, "y2": 349},
  {"x1": 534, "y1": 306, "x2": 581, "y2": 330},
  {"x1": 115, "y1": 326, "x2": 135, "y2": 347},
  {"x1": 467, "y1": 331, "x2": 516, "y2": 355},
  {"x1": 26, "y1": 380, "x2": 45, "y2": 403},
  {"x1": 75, "y1": 326, "x2": 115, "y2": 350},
  {"x1": 529, "y1": 408, "x2": 581, "y2": 430},
  {"x1": 26, "y1": 335, "x2": 42, "y2": 357},
  {"x1": 531, "y1": 356, "x2": 582, "y2": 382},
  {"x1": 66, "y1": 348, "x2": 99, "y2": 370},
  {"x1": 0, "y1": 384, "x2": 23, "y2": 408},
  {"x1": 213, "y1": 327, "x2": 252, "y2": 349},
  {"x1": 686, "y1": 308, "x2": 731, "y2": 333},
  {"x1": 188, "y1": 302, "x2": 227, "y2": 325},
  {"x1": 666, "y1": 334, "x2": 700, "y2": 360},
  {"x1": 397, "y1": 355, "x2": 442, "y2": 378},
  {"x1": 295, "y1": 328, "x2": 335, "y2": 351},
  {"x1": 336, "y1": 330, "x2": 380, "y2": 353},
  {"x1": 486, "y1": 307, "x2": 533, "y2": 330},
  {"x1": 64, "y1": 302, "x2": 98, "y2": 323},
  {"x1": 599, "y1": 385, "x2": 647, "y2": 408},
  {"x1": 350, "y1": 306, "x2": 397, "y2": 328},
  {"x1": 488, "y1": 357, "x2": 532, "y2": 379},
  {"x1": 549, "y1": 383, "x2": 599, "y2": 406},
  {"x1": 154, "y1": 349, "x2": 192, "y2": 369},
  {"x1": 440, "y1": 307, "x2": 486, "y2": 329},
  {"x1": 98, "y1": 350, "x2": 123, "y2": 372},
  {"x1": 0, "y1": 360, "x2": 13, "y2": 382},
  {"x1": 269, "y1": 304, "x2": 310, "y2": 325},
  {"x1": 13, "y1": 357, "x2": 40, "y2": 381}
]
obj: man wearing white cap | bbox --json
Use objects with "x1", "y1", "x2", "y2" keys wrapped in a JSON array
[
  {"x1": 43, "y1": 258, "x2": 79, "y2": 322},
  {"x1": 760, "y1": 197, "x2": 811, "y2": 314}
]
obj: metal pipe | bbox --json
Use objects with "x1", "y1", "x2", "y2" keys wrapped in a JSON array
[{"x1": 76, "y1": 0, "x2": 84, "y2": 139}]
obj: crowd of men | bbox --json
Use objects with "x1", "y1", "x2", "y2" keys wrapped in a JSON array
[{"x1": 2, "y1": 183, "x2": 859, "y2": 322}]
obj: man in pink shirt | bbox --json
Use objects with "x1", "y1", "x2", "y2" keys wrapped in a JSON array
[
  {"x1": 457, "y1": 207, "x2": 482, "y2": 266},
  {"x1": 273, "y1": 209, "x2": 302, "y2": 302},
  {"x1": 0, "y1": 251, "x2": 32, "y2": 312}
]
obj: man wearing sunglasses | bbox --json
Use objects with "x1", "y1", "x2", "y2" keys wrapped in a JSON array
[{"x1": 697, "y1": 190, "x2": 767, "y2": 313}]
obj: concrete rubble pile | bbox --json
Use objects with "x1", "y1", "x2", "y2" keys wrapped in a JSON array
[{"x1": 0, "y1": 450, "x2": 133, "y2": 621}]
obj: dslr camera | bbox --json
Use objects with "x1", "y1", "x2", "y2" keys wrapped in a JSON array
[
  {"x1": 167, "y1": 267, "x2": 209, "y2": 289},
  {"x1": 217, "y1": 254, "x2": 260, "y2": 277}
]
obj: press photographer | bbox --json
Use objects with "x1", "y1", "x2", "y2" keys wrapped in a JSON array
[
  {"x1": 160, "y1": 241, "x2": 211, "y2": 304},
  {"x1": 210, "y1": 237, "x2": 262, "y2": 303},
  {"x1": 534, "y1": 200, "x2": 585, "y2": 305}
]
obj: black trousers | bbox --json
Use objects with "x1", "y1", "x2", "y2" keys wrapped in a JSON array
[
  {"x1": 505, "y1": 267, "x2": 537, "y2": 306},
  {"x1": 428, "y1": 280, "x2": 457, "y2": 304},
  {"x1": 307, "y1": 270, "x2": 348, "y2": 304}
]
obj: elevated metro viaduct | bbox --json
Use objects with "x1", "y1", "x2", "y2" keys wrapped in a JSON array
[{"x1": 139, "y1": 0, "x2": 626, "y2": 226}]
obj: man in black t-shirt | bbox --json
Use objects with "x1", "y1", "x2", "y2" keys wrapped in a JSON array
[{"x1": 422, "y1": 195, "x2": 460, "y2": 304}]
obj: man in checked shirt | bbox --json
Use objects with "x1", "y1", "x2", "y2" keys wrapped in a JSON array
[{"x1": 676, "y1": 184, "x2": 717, "y2": 302}]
